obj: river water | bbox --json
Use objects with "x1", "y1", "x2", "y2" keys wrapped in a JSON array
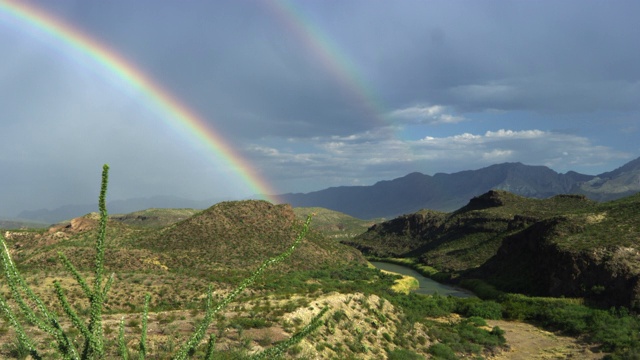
[{"x1": 370, "y1": 261, "x2": 475, "y2": 298}]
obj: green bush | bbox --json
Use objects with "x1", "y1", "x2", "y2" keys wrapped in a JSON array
[
  {"x1": 466, "y1": 316, "x2": 487, "y2": 327},
  {"x1": 386, "y1": 348, "x2": 426, "y2": 360},
  {"x1": 458, "y1": 279, "x2": 504, "y2": 300},
  {"x1": 332, "y1": 309, "x2": 348, "y2": 323},
  {"x1": 500, "y1": 293, "x2": 640, "y2": 357},
  {"x1": 427, "y1": 343, "x2": 457, "y2": 359},
  {"x1": 456, "y1": 298, "x2": 503, "y2": 319}
]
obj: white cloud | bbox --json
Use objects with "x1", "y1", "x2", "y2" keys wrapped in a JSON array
[
  {"x1": 482, "y1": 149, "x2": 514, "y2": 161},
  {"x1": 388, "y1": 104, "x2": 466, "y2": 124},
  {"x1": 245, "y1": 128, "x2": 630, "y2": 193},
  {"x1": 484, "y1": 129, "x2": 545, "y2": 138},
  {"x1": 451, "y1": 133, "x2": 482, "y2": 141}
]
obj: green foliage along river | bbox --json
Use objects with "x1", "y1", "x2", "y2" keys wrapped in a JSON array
[{"x1": 370, "y1": 261, "x2": 475, "y2": 297}]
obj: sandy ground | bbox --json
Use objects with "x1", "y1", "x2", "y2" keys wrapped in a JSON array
[{"x1": 486, "y1": 320, "x2": 606, "y2": 360}]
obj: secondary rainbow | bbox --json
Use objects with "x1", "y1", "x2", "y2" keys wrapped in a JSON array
[
  {"x1": 0, "y1": 0, "x2": 279, "y2": 202},
  {"x1": 266, "y1": 0, "x2": 389, "y2": 129}
]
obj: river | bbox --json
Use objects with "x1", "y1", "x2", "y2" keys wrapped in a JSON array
[{"x1": 370, "y1": 261, "x2": 475, "y2": 298}]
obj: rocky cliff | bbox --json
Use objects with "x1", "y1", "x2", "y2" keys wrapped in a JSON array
[
  {"x1": 346, "y1": 190, "x2": 640, "y2": 308},
  {"x1": 476, "y1": 211, "x2": 640, "y2": 309}
]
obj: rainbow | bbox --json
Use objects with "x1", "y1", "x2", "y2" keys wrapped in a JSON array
[
  {"x1": 266, "y1": 0, "x2": 389, "y2": 129},
  {"x1": 0, "y1": 0, "x2": 279, "y2": 202}
]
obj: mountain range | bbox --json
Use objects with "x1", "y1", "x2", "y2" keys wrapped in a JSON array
[
  {"x1": 11, "y1": 156, "x2": 640, "y2": 223},
  {"x1": 278, "y1": 156, "x2": 640, "y2": 219},
  {"x1": 14, "y1": 195, "x2": 221, "y2": 225}
]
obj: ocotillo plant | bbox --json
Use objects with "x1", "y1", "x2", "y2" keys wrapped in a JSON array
[{"x1": 0, "y1": 164, "x2": 326, "y2": 359}]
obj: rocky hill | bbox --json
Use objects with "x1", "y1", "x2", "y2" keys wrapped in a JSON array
[
  {"x1": 9, "y1": 200, "x2": 365, "y2": 277},
  {"x1": 135, "y1": 200, "x2": 366, "y2": 274},
  {"x1": 2, "y1": 197, "x2": 632, "y2": 358},
  {"x1": 473, "y1": 193, "x2": 640, "y2": 308},
  {"x1": 345, "y1": 190, "x2": 640, "y2": 308},
  {"x1": 278, "y1": 157, "x2": 640, "y2": 219},
  {"x1": 292, "y1": 207, "x2": 382, "y2": 240},
  {"x1": 109, "y1": 208, "x2": 201, "y2": 228}
]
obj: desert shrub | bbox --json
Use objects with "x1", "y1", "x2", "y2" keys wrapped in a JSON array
[
  {"x1": 458, "y1": 278, "x2": 504, "y2": 300},
  {"x1": 332, "y1": 309, "x2": 348, "y2": 323},
  {"x1": 424, "y1": 315, "x2": 506, "y2": 358},
  {"x1": 229, "y1": 317, "x2": 271, "y2": 329},
  {"x1": 0, "y1": 165, "x2": 326, "y2": 359},
  {"x1": 427, "y1": 343, "x2": 456, "y2": 359},
  {"x1": 386, "y1": 292, "x2": 458, "y2": 322},
  {"x1": 500, "y1": 293, "x2": 640, "y2": 357},
  {"x1": 455, "y1": 321, "x2": 505, "y2": 349},
  {"x1": 465, "y1": 316, "x2": 487, "y2": 327},
  {"x1": 456, "y1": 298, "x2": 503, "y2": 319},
  {"x1": 386, "y1": 348, "x2": 425, "y2": 360}
]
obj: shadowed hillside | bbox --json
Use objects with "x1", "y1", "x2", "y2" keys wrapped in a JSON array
[
  {"x1": 344, "y1": 191, "x2": 596, "y2": 271},
  {"x1": 344, "y1": 190, "x2": 640, "y2": 308}
]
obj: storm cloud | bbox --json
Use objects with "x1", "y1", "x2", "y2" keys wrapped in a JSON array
[{"x1": 0, "y1": 0, "x2": 638, "y2": 217}]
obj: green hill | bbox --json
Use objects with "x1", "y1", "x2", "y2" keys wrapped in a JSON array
[
  {"x1": 475, "y1": 193, "x2": 640, "y2": 307},
  {"x1": 110, "y1": 208, "x2": 201, "y2": 228},
  {"x1": 11, "y1": 201, "x2": 366, "y2": 277},
  {"x1": 6, "y1": 196, "x2": 638, "y2": 358},
  {"x1": 345, "y1": 190, "x2": 640, "y2": 308},
  {"x1": 292, "y1": 206, "x2": 381, "y2": 239},
  {"x1": 136, "y1": 201, "x2": 366, "y2": 275},
  {"x1": 345, "y1": 191, "x2": 597, "y2": 271}
]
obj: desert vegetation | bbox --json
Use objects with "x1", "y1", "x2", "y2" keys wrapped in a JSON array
[
  {"x1": 0, "y1": 168, "x2": 516, "y2": 359},
  {"x1": 4, "y1": 166, "x2": 640, "y2": 358},
  {"x1": 0, "y1": 165, "x2": 326, "y2": 359},
  {"x1": 348, "y1": 189, "x2": 640, "y2": 359}
]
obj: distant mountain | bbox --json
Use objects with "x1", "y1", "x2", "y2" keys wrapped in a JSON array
[
  {"x1": 277, "y1": 157, "x2": 640, "y2": 219},
  {"x1": 0, "y1": 218, "x2": 48, "y2": 230},
  {"x1": 576, "y1": 157, "x2": 640, "y2": 200},
  {"x1": 16, "y1": 195, "x2": 220, "y2": 224},
  {"x1": 16, "y1": 157, "x2": 640, "y2": 223}
]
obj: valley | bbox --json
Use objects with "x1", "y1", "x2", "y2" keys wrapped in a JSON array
[{"x1": 2, "y1": 186, "x2": 640, "y2": 358}]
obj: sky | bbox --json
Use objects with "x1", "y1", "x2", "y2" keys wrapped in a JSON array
[{"x1": 1, "y1": 0, "x2": 639, "y2": 217}]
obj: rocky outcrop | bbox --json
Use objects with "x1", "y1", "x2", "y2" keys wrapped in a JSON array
[
  {"x1": 345, "y1": 188, "x2": 640, "y2": 308},
  {"x1": 475, "y1": 216, "x2": 640, "y2": 309},
  {"x1": 343, "y1": 210, "x2": 446, "y2": 257}
]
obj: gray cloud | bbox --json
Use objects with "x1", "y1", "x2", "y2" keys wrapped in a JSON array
[
  {"x1": 1, "y1": 0, "x2": 639, "y2": 216},
  {"x1": 388, "y1": 105, "x2": 466, "y2": 125}
]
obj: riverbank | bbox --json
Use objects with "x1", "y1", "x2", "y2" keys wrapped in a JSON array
[
  {"x1": 380, "y1": 269, "x2": 419, "y2": 294},
  {"x1": 367, "y1": 256, "x2": 448, "y2": 276},
  {"x1": 370, "y1": 261, "x2": 476, "y2": 298}
]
